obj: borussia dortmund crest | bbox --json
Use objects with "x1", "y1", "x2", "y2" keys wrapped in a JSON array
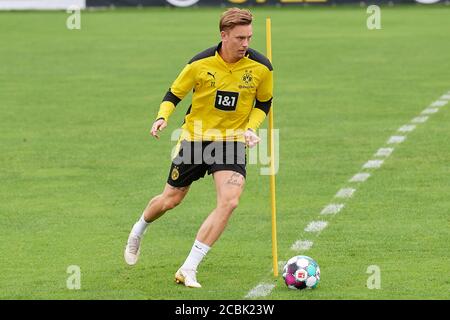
[
  {"x1": 242, "y1": 70, "x2": 253, "y2": 85},
  {"x1": 171, "y1": 166, "x2": 180, "y2": 180}
]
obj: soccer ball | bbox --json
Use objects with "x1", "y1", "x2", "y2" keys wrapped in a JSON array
[{"x1": 282, "y1": 255, "x2": 320, "y2": 290}]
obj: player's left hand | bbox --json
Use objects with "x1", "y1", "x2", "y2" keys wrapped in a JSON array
[{"x1": 244, "y1": 129, "x2": 261, "y2": 148}]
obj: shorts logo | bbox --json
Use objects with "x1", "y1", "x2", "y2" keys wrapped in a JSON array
[{"x1": 171, "y1": 166, "x2": 180, "y2": 180}]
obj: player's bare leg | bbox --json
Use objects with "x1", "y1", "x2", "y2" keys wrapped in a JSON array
[
  {"x1": 124, "y1": 183, "x2": 189, "y2": 265},
  {"x1": 175, "y1": 171, "x2": 245, "y2": 288},
  {"x1": 142, "y1": 184, "x2": 190, "y2": 222},
  {"x1": 197, "y1": 171, "x2": 245, "y2": 246}
]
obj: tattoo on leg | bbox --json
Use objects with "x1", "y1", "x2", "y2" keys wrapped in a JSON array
[
  {"x1": 226, "y1": 173, "x2": 244, "y2": 187},
  {"x1": 168, "y1": 185, "x2": 189, "y2": 192}
]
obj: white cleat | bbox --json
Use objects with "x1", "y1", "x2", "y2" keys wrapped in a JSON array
[
  {"x1": 124, "y1": 233, "x2": 141, "y2": 266},
  {"x1": 175, "y1": 268, "x2": 202, "y2": 288}
]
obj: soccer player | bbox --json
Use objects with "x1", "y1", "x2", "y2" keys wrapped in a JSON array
[{"x1": 124, "y1": 8, "x2": 273, "y2": 288}]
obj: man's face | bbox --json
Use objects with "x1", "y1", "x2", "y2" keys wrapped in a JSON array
[{"x1": 221, "y1": 24, "x2": 253, "y2": 61}]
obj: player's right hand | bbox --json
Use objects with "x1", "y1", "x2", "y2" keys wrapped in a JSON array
[
  {"x1": 244, "y1": 128, "x2": 261, "y2": 148},
  {"x1": 150, "y1": 118, "x2": 167, "y2": 139}
]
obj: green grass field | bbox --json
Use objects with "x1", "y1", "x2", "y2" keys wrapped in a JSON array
[{"x1": 1, "y1": 5, "x2": 449, "y2": 300}]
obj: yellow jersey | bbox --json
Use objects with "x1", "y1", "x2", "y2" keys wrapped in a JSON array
[{"x1": 157, "y1": 42, "x2": 273, "y2": 142}]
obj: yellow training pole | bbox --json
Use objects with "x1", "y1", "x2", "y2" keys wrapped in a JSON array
[{"x1": 266, "y1": 18, "x2": 278, "y2": 277}]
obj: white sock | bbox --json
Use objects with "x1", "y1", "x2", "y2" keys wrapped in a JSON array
[
  {"x1": 181, "y1": 240, "x2": 211, "y2": 271},
  {"x1": 130, "y1": 215, "x2": 150, "y2": 238}
]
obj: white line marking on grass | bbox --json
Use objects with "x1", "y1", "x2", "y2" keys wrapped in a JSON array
[
  {"x1": 291, "y1": 240, "x2": 314, "y2": 252},
  {"x1": 411, "y1": 116, "x2": 428, "y2": 124},
  {"x1": 398, "y1": 124, "x2": 416, "y2": 133},
  {"x1": 245, "y1": 91, "x2": 450, "y2": 299},
  {"x1": 245, "y1": 283, "x2": 276, "y2": 299},
  {"x1": 304, "y1": 221, "x2": 328, "y2": 232},
  {"x1": 277, "y1": 261, "x2": 286, "y2": 273},
  {"x1": 375, "y1": 148, "x2": 394, "y2": 157},
  {"x1": 320, "y1": 204, "x2": 344, "y2": 215},
  {"x1": 387, "y1": 136, "x2": 406, "y2": 144},
  {"x1": 349, "y1": 173, "x2": 371, "y2": 182},
  {"x1": 363, "y1": 160, "x2": 384, "y2": 169},
  {"x1": 431, "y1": 100, "x2": 448, "y2": 107},
  {"x1": 335, "y1": 188, "x2": 356, "y2": 198},
  {"x1": 421, "y1": 108, "x2": 439, "y2": 115}
]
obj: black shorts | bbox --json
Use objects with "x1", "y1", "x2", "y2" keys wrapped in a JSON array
[{"x1": 167, "y1": 140, "x2": 247, "y2": 188}]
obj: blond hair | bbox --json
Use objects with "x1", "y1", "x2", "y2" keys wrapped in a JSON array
[{"x1": 219, "y1": 8, "x2": 253, "y2": 32}]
